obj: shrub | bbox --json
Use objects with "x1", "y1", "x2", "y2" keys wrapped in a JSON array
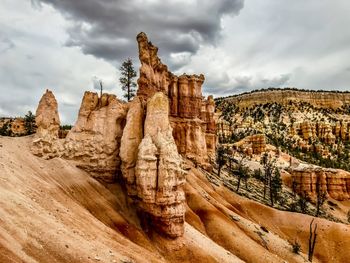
[{"x1": 292, "y1": 240, "x2": 301, "y2": 254}]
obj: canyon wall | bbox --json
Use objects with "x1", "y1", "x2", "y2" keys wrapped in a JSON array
[{"x1": 225, "y1": 90, "x2": 350, "y2": 110}]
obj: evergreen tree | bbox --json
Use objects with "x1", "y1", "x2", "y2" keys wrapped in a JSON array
[
  {"x1": 119, "y1": 58, "x2": 137, "y2": 101},
  {"x1": 261, "y1": 153, "x2": 275, "y2": 200},
  {"x1": 24, "y1": 111, "x2": 36, "y2": 135},
  {"x1": 270, "y1": 168, "x2": 282, "y2": 206}
]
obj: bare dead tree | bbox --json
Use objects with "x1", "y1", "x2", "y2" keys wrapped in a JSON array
[
  {"x1": 92, "y1": 76, "x2": 103, "y2": 108},
  {"x1": 308, "y1": 219, "x2": 318, "y2": 262}
]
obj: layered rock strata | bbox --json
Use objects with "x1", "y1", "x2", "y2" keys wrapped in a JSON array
[
  {"x1": 287, "y1": 167, "x2": 350, "y2": 200},
  {"x1": 136, "y1": 32, "x2": 216, "y2": 166}
]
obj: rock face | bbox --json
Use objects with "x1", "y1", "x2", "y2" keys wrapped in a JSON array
[
  {"x1": 133, "y1": 92, "x2": 186, "y2": 238},
  {"x1": 136, "y1": 32, "x2": 216, "y2": 166},
  {"x1": 35, "y1": 89, "x2": 60, "y2": 140},
  {"x1": 287, "y1": 168, "x2": 350, "y2": 200}
]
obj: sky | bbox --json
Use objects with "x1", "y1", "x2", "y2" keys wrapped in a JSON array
[{"x1": 1, "y1": 0, "x2": 350, "y2": 124}]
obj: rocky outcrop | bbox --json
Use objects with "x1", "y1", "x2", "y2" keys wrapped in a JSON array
[
  {"x1": 287, "y1": 167, "x2": 350, "y2": 200},
  {"x1": 291, "y1": 121, "x2": 341, "y2": 145},
  {"x1": 133, "y1": 92, "x2": 186, "y2": 238},
  {"x1": 31, "y1": 90, "x2": 127, "y2": 182},
  {"x1": 233, "y1": 134, "x2": 266, "y2": 156},
  {"x1": 63, "y1": 92, "x2": 127, "y2": 182},
  {"x1": 35, "y1": 89, "x2": 60, "y2": 140},
  {"x1": 216, "y1": 117, "x2": 234, "y2": 140},
  {"x1": 136, "y1": 32, "x2": 216, "y2": 167},
  {"x1": 0, "y1": 117, "x2": 27, "y2": 135},
  {"x1": 31, "y1": 90, "x2": 60, "y2": 158}
]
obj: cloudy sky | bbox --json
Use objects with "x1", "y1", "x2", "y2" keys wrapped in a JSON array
[{"x1": 1, "y1": 0, "x2": 350, "y2": 124}]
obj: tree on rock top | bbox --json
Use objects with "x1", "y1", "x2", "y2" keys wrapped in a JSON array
[{"x1": 119, "y1": 58, "x2": 137, "y2": 102}]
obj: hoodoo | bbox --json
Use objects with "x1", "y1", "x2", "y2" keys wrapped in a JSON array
[
  {"x1": 31, "y1": 32, "x2": 215, "y2": 238},
  {"x1": 136, "y1": 32, "x2": 216, "y2": 167}
]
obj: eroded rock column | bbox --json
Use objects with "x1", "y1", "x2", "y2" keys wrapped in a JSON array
[{"x1": 132, "y1": 92, "x2": 186, "y2": 238}]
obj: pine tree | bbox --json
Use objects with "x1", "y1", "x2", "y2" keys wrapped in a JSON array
[
  {"x1": 270, "y1": 168, "x2": 282, "y2": 206},
  {"x1": 119, "y1": 58, "x2": 137, "y2": 101},
  {"x1": 24, "y1": 111, "x2": 36, "y2": 135}
]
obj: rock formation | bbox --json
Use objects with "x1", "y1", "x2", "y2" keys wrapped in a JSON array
[
  {"x1": 119, "y1": 97, "x2": 144, "y2": 196},
  {"x1": 233, "y1": 134, "x2": 266, "y2": 156},
  {"x1": 63, "y1": 92, "x2": 127, "y2": 182},
  {"x1": 136, "y1": 32, "x2": 216, "y2": 167},
  {"x1": 31, "y1": 90, "x2": 61, "y2": 158},
  {"x1": 293, "y1": 121, "x2": 337, "y2": 144},
  {"x1": 31, "y1": 33, "x2": 217, "y2": 238},
  {"x1": 35, "y1": 89, "x2": 60, "y2": 140},
  {"x1": 133, "y1": 92, "x2": 186, "y2": 238},
  {"x1": 287, "y1": 167, "x2": 350, "y2": 200},
  {"x1": 32, "y1": 91, "x2": 127, "y2": 182}
]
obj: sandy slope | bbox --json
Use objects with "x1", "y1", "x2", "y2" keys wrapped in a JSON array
[{"x1": 0, "y1": 136, "x2": 349, "y2": 262}]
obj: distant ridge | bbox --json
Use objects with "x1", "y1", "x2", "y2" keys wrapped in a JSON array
[
  {"x1": 215, "y1": 87, "x2": 350, "y2": 101},
  {"x1": 215, "y1": 87, "x2": 350, "y2": 110}
]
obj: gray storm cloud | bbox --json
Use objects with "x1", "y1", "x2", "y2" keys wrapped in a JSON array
[{"x1": 32, "y1": 0, "x2": 244, "y2": 68}]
